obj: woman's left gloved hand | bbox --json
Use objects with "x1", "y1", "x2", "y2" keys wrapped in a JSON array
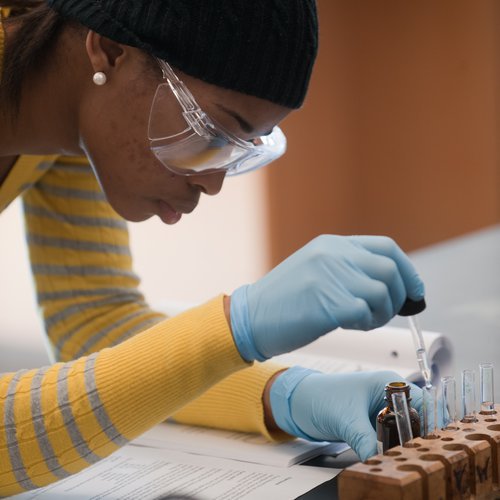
[{"x1": 269, "y1": 368, "x2": 424, "y2": 461}]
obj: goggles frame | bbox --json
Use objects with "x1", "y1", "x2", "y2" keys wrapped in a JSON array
[{"x1": 148, "y1": 58, "x2": 287, "y2": 176}]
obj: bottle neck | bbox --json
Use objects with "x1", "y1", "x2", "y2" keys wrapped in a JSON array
[{"x1": 385, "y1": 382, "x2": 411, "y2": 410}]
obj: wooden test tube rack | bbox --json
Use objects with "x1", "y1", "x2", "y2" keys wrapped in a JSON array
[{"x1": 338, "y1": 404, "x2": 500, "y2": 499}]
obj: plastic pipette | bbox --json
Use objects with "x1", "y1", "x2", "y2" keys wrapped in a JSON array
[
  {"x1": 408, "y1": 315, "x2": 432, "y2": 388},
  {"x1": 399, "y1": 299, "x2": 431, "y2": 388}
]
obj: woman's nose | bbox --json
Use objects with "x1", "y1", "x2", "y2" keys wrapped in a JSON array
[{"x1": 187, "y1": 171, "x2": 226, "y2": 196}]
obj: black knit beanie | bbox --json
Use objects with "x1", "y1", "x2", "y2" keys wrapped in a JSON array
[{"x1": 44, "y1": 0, "x2": 318, "y2": 109}]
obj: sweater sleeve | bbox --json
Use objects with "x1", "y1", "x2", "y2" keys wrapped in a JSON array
[
  {"x1": 171, "y1": 361, "x2": 291, "y2": 441},
  {"x1": 0, "y1": 297, "x2": 247, "y2": 496},
  {"x1": 21, "y1": 159, "x2": 290, "y2": 446},
  {"x1": 22, "y1": 159, "x2": 167, "y2": 362}
]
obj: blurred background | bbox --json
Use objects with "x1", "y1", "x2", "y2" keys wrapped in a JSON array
[
  {"x1": 268, "y1": 0, "x2": 499, "y2": 262},
  {"x1": 1, "y1": 0, "x2": 499, "y2": 395}
]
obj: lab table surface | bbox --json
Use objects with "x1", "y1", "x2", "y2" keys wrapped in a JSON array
[{"x1": 298, "y1": 449, "x2": 359, "y2": 499}]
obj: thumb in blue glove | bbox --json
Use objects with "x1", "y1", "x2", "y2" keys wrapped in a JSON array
[{"x1": 269, "y1": 368, "x2": 424, "y2": 461}]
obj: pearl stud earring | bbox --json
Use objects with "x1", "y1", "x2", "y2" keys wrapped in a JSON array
[{"x1": 93, "y1": 72, "x2": 107, "y2": 86}]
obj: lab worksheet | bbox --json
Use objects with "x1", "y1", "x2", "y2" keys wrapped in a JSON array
[
  {"x1": 135, "y1": 420, "x2": 349, "y2": 467},
  {"x1": 12, "y1": 445, "x2": 340, "y2": 500}
]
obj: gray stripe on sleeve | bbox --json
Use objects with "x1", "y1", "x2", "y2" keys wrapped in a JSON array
[
  {"x1": 31, "y1": 264, "x2": 138, "y2": 281},
  {"x1": 45, "y1": 294, "x2": 146, "y2": 332},
  {"x1": 38, "y1": 287, "x2": 143, "y2": 303},
  {"x1": 24, "y1": 204, "x2": 127, "y2": 230},
  {"x1": 83, "y1": 353, "x2": 129, "y2": 446},
  {"x1": 30, "y1": 368, "x2": 71, "y2": 479},
  {"x1": 74, "y1": 314, "x2": 164, "y2": 359},
  {"x1": 56, "y1": 363, "x2": 101, "y2": 464},
  {"x1": 36, "y1": 161, "x2": 54, "y2": 171},
  {"x1": 19, "y1": 183, "x2": 34, "y2": 193},
  {"x1": 52, "y1": 163, "x2": 91, "y2": 174},
  {"x1": 27, "y1": 234, "x2": 131, "y2": 256},
  {"x1": 55, "y1": 308, "x2": 147, "y2": 355},
  {"x1": 4, "y1": 370, "x2": 39, "y2": 491},
  {"x1": 35, "y1": 182, "x2": 107, "y2": 202}
]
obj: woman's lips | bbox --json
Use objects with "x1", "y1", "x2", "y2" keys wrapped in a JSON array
[{"x1": 158, "y1": 200, "x2": 182, "y2": 225}]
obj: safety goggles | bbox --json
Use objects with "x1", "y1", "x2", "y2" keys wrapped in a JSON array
[{"x1": 148, "y1": 59, "x2": 287, "y2": 177}]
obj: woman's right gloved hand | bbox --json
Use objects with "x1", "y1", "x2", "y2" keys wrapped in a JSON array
[{"x1": 230, "y1": 235, "x2": 425, "y2": 362}]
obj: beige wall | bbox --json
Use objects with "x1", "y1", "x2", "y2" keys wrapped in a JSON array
[
  {"x1": 128, "y1": 170, "x2": 269, "y2": 306},
  {"x1": 267, "y1": 0, "x2": 500, "y2": 266}
]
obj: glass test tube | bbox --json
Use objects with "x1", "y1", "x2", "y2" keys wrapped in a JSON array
[
  {"x1": 441, "y1": 376, "x2": 458, "y2": 430},
  {"x1": 422, "y1": 385, "x2": 439, "y2": 438},
  {"x1": 391, "y1": 391, "x2": 414, "y2": 446},
  {"x1": 480, "y1": 362, "x2": 495, "y2": 414},
  {"x1": 461, "y1": 369, "x2": 478, "y2": 423}
]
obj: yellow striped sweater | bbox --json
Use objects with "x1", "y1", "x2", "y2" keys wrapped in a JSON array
[{"x1": 0, "y1": 12, "x2": 286, "y2": 497}]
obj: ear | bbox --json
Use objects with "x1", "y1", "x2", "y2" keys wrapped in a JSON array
[{"x1": 85, "y1": 31, "x2": 126, "y2": 76}]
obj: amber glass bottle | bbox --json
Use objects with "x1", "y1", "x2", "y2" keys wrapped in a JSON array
[{"x1": 376, "y1": 382, "x2": 421, "y2": 454}]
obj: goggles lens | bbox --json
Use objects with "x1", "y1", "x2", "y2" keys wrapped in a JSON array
[{"x1": 148, "y1": 80, "x2": 286, "y2": 176}]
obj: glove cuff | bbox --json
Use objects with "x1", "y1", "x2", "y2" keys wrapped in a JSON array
[
  {"x1": 230, "y1": 285, "x2": 267, "y2": 362},
  {"x1": 270, "y1": 366, "x2": 322, "y2": 441}
]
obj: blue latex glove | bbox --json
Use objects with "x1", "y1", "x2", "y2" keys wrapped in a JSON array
[
  {"x1": 270, "y1": 367, "x2": 424, "y2": 461},
  {"x1": 230, "y1": 235, "x2": 425, "y2": 361}
]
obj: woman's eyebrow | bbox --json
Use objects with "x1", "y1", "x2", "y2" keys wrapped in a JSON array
[
  {"x1": 215, "y1": 103, "x2": 274, "y2": 137},
  {"x1": 215, "y1": 103, "x2": 255, "y2": 134}
]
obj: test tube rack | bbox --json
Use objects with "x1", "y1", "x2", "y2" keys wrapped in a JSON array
[{"x1": 338, "y1": 404, "x2": 500, "y2": 499}]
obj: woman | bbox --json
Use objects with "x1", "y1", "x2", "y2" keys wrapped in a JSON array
[{"x1": 0, "y1": 0, "x2": 425, "y2": 495}]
